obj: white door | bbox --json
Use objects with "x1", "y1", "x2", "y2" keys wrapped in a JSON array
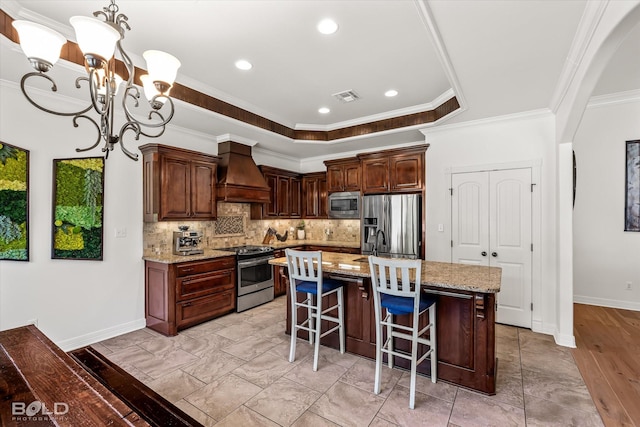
[{"x1": 451, "y1": 169, "x2": 532, "y2": 328}]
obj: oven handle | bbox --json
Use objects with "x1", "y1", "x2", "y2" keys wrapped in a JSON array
[{"x1": 238, "y1": 255, "x2": 274, "y2": 268}]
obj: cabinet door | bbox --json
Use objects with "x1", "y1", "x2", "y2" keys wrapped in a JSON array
[
  {"x1": 160, "y1": 156, "x2": 191, "y2": 220},
  {"x1": 319, "y1": 176, "x2": 328, "y2": 218},
  {"x1": 277, "y1": 176, "x2": 291, "y2": 216},
  {"x1": 343, "y1": 163, "x2": 361, "y2": 191},
  {"x1": 326, "y1": 166, "x2": 345, "y2": 192},
  {"x1": 361, "y1": 158, "x2": 389, "y2": 194},
  {"x1": 303, "y1": 177, "x2": 320, "y2": 218},
  {"x1": 290, "y1": 177, "x2": 302, "y2": 218},
  {"x1": 390, "y1": 153, "x2": 423, "y2": 192},
  {"x1": 190, "y1": 161, "x2": 217, "y2": 219},
  {"x1": 264, "y1": 173, "x2": 278, "y2": 217}
]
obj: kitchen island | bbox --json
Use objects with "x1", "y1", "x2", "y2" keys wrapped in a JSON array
[{"x1": 270, "y1": 252, "x2": 502, "y2": 395}]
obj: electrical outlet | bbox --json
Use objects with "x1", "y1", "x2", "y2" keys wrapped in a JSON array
[
  {"x1": 115, "y1": 227, "x2": 127, "y2": 238},
  {"x1": 438, "y1": 224, "x2": 444, "y2": 232},
  {"x1": 626, "y1": 281, "x2": 632, "y2": 291}
]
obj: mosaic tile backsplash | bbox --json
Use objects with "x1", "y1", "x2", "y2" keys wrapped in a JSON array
[{"x1": 143, "y1": 202, "x2": 360, "y2": 255}]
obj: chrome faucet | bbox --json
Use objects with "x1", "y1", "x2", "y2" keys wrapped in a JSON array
[{"x1": 372, "y1": 229, "x2": 386, "y2": 256}]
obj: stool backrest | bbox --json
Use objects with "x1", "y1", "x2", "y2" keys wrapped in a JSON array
[
  {"x1": 285, "y1": 249, "x2": 323, "y2": 285},
  {"x1": 368, "y1": 255, "x2": 422, "y2": 299}
]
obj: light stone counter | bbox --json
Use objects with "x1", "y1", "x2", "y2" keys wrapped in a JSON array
[
  {"x1": 270, "y1": 251, "x2": 501, "y2": 294},
  {"x1": 142, "y1": 249, "x2": 235, "y2": 264},
  {"x1": 142, "y1": 241, "x2": 360, "y2": 264}
]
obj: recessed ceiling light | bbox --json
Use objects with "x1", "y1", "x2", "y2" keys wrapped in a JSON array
[
  {"x1": 235, "y1": 59, "x2": 252, "y2": 70},
  {"x1": 317, "y1": 18, "x2": 338, "y2": 35},
  {"x1": 318, "y1": 107, "x2": 330, "y2": 114},
  {"x1": 385, "y1": 89, "x2": 398, "y2": 97}
]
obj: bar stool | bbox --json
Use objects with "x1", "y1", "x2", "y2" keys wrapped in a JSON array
[
  {"x1": 286, "y1": 249, "x2": 345, "y2": 371},
  {"x1": 368, "y1": 255, "x2": 437, "y2": 409}
]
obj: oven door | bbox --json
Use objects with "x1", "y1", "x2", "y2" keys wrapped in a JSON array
[{"x1": 237, "y1": 255, "x2": 274, "y2": 296}]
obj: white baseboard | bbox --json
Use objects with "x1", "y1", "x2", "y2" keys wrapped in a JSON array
[
  {"x1": 574, "y1": 295, "x2": 640, "y2": 312},
  {"x1": 56, "y1": 318, "x2": 146, "y2": 352}
]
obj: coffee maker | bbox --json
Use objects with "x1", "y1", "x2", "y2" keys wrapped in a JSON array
[{"x1": 172, "y1": 226, "x2": 204, "y2": 256}]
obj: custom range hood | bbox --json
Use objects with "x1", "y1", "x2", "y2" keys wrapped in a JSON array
[{"x1": 216, "y1": 140, "x2": 270, "y2": 203}]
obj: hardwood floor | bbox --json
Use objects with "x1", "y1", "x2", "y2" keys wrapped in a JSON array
[{"x1": 572, "y1": 303, "x2": 640, "y2": 427}]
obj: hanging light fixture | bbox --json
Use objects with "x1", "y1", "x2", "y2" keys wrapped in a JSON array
[{"x1": 12, "y1": 1, "x2": 181, "y2": 160}]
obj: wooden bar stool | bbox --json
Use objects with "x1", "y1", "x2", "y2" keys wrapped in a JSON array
[
  {"x1": 286, "y1": 249, "x2": 345, "y2": 371},
  {"x1": 368, "y1": 255, "x2": 437, "y2": 409}
]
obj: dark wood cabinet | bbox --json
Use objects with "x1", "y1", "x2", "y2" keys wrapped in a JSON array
[
  {"x1": 285, "y1": 275, "x2": 496, "y2": 394},
  {"x1": 302, "y1": 172, "x2": 328, "y2": 218},
  {"x1": 324, "y1": 158, "x2": 361, "y2": 193},
  {"x1": 145, "y1": 256, "x2": 236, "y2": 336},
  {"x1": 140, "y1": 144, "x2": 218, "y2": 222},
  {"x1": 358, "y1": 146, "x2": 427, "y2": 194},
  {"x1": 251, "y1": 166, "x2": 302, "y2": 219}
]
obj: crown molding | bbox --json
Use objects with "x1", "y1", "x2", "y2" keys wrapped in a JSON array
[
  {"x1": 420, "y1": 108, "x2": 553, "y2": 136},
  {"x1": 587, "y1": 89, "x2": 640, "y2": 108}
]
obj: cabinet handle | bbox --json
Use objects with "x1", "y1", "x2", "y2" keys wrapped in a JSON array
[
  {"x1": 181, "y1": 268, "x2": 194, "y2": 272},
  {"x1": 491, "y1": 252, "x2": 498, "y2": 257},
  {"x1": 481, "y1": 251, "x2": 487, "y2": 256},
  {"x1": 183, "y1": 302, "x2": 192, "y2": 307}
]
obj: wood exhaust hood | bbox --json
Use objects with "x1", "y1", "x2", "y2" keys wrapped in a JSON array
[{"x1": 216, "y1": 141, "x2": 270, "y2": 203}]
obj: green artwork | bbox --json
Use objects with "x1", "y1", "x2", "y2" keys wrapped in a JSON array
[
  {"x1": 52, "y1": 157, "x2": 104, "y2": 260},
  {"x1": 0, "y1": 142, "x2": 29, "y2": 261}
]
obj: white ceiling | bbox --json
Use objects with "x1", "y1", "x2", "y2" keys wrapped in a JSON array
[{"x1": 1, "y1": 0, "x2": 639, "y2": 159}]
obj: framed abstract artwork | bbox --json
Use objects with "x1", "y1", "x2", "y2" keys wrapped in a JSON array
[
  {"x1": 0, "y1": 142, "x2": 29, "y2": 261},
  {"x1": 625, "y1": 140, "x2": 640, "y2": 232},
  {"x1": 52, "y1": 157, "x2": 105, "y2": 260}
]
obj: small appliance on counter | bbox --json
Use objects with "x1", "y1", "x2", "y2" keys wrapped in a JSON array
[{"x1": 172, "y1": 226, "x2": 204, "y2": 256}]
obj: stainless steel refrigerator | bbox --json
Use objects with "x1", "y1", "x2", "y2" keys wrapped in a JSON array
[{"x1": 361, "y1": 194, "x2": 422, "y2": 259}]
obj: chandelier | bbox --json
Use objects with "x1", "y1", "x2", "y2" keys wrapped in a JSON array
[{"x1": 12, "y1": 0, "x2": 180, "y2": 161}]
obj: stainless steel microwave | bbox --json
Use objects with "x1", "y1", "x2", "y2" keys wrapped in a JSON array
[{"x1": 328, "y1": 191, "x2": 361, "y2": 219}]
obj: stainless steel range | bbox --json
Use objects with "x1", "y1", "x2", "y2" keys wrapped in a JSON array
[{"x1": 219, "y1": 245, "x2": 275, "y2": 312}]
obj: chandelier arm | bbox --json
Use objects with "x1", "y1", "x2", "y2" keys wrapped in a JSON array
[
  {"x1": 20, "y1": 73, "x2": 93, "y2": 117},
  {"x1": 87, "y1": 68, "x2": 109, "y2": 118},
  {"x1": 118, "y1": 122, "x2": 141, "y2": 161},
  {"x1": 72, "y1": 115, "x2": 102, "y2": 153},
  {"x1": 121, "y1": 85, "x2": 141, "y2": 123}
]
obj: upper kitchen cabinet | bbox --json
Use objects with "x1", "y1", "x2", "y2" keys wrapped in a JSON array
[
  {"x1": 324, "y1": 158, "x2": 361, "y2": 193},
  {"x1": 302, "y1": 172, "x2": 328, "y2": 218},
  {"x1": 140, "y1": 144, "x2": 219, "y2": 222},
  {"x1": 358, "y1": 145, "x2": 428, "y2": 194},
  {"x1": 251, "y1": 166, "x2": 302, "y2": 219}
]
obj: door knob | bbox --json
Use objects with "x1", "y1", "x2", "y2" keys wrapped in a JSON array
[
  {"x1": 481, "y1": 251, "x2": 487, "y2": 256},
  {"x1": 491, "y1": 252, "x2": 498, "y2": 257}
]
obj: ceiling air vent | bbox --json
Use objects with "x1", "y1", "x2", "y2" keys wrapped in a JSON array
[{"x1": 333, "y1": 90, "x2": 361, "y2": 103}]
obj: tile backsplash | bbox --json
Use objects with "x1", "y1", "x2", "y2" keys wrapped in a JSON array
[{"x1": 143, "y1": 202, "x2": 360, "y2": 255}]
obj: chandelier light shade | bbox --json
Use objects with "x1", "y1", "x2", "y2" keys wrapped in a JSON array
[
  {"x1": 69, "y1": 16, "x2": 121, "y2": 66},
  {"x1": 143, "y1": 50, "x2": 181, "y2": 94},
  {"x1": 11, "y1": 20, "x2": 67, "y2": 72},
  {"x1": 12, "y1": 0, "x2": 180, "y2": 160}
]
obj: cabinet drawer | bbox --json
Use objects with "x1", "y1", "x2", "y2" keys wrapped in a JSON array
[
  {"x1": 176, "y1": 291, "x2": 236, "y2": 328},
  {"x1": 176, "y1": 256, "x2": 236, "y2": 277},
  {"x1": 177, "y1": 269, "x2": 235, "y2": 301}
]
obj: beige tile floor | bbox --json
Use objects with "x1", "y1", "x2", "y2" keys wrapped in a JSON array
[{"x1": 94, "y1": 296, "x2": 603, "y2": 426}]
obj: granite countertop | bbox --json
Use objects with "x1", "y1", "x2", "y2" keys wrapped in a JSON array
[
  {"x1": 143, "y1": 249, "x2": 236, "y2": 264},
  {"x1": 142, "y1": 240, "x2": 360, "y2": 264},
  {"x1": 269, "y1": 252, "x2": 502, "y2": 294},
  {"x1": 268, "y1": 239, "x2": 360, "y2": 250}
]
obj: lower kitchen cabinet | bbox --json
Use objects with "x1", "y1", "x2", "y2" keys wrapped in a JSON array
[{"x1": 145, "y1": 256, "x2": 236, "y2": 336}]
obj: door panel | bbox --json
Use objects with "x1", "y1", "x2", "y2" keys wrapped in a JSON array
[
  {"x1": 452, "y1": 168, "x2": 532, "y2": 328},
  {"x1": 490, "y1": 169, "x2": 532, "y2": 328},
  {"x1": 452, "y1": 172, "x2": 489, "y2": 266}
]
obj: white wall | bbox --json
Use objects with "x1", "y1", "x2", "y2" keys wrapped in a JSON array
[
  {"x1": 573, "y1": 96, "x2": 640, "y2": 310},
  {"x1": 421, "y1": 111, "x2": 561, "y2": 337},
  {"x1": 0, "y1": 80, "x2": 214, "y2": 350}
]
